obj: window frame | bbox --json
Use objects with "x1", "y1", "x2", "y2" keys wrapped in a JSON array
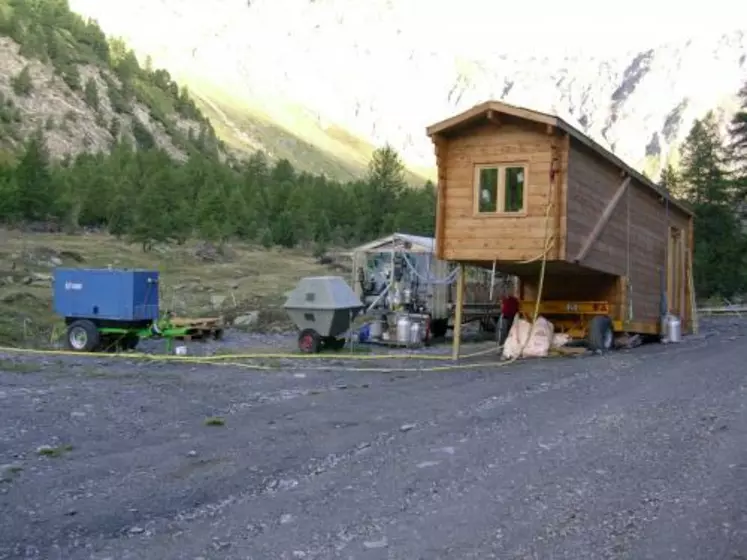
[{"x1": 473, "y1": 163, "x2": 528, "y2": 216}]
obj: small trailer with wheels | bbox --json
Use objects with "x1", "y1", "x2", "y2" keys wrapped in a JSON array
[
  {"x1": 283, "y1": 275, "x2": 365, "y2": 353},
  {"x1": 426, "y1": 100, "x2": 696, "y2": 358},
  {"x1": 53, "y1": 268, "x2": 213, "y2": 352}
]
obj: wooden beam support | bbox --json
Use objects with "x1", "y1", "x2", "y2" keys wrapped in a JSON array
[
  {"x1": 433, "y1": 136, "x2": 447, "y2": 260},
  {"x1": 574, "y1": 176, "x2": 631, "y2": 263},
  {"x1": 687, "y1": 215, "x2": 697, "y2": 334},
  {"x1": 452, "y1": 263, "x2": 465, "y2": 360}
]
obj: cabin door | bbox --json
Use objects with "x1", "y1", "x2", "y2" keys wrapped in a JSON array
[{"x1": 667, "y1": 227, "x2": 686, "y2": 317}]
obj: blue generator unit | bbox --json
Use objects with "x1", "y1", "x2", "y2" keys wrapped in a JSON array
[{"x1": 53, "y1": 268, "x2": 160, "y2": 352}]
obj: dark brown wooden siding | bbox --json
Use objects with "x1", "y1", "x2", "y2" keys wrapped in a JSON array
[{"x1": 565, "y1": 141, "x2": 692, "y2": 326}]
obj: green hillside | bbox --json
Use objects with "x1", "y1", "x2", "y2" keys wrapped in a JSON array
[
  {"x1": 187, "y1": 83, "x2": 430, "y2": 183},
  {"x1": 0, "y1": 0, "x2": 222, "y2": 159}
]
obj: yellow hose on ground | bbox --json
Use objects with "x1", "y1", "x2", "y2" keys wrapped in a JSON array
[
  {"x1": 0, "y1": 161, "x2": 557, "y2": 373},
  {"x1": 0, "y1": 344, "x2": 507, "y2": 362}
]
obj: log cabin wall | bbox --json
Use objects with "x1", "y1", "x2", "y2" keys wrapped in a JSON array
[
  {"x1": 565, "y1": 140, "x2": 693, "y2": 327},
  {"x1": 434, "y1": 117, "x2": 568, "y2": 263}
]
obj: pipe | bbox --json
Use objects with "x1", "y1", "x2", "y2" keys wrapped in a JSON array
[{"x1": 489, "y1": 260, "x2": 497, "y2": 300}]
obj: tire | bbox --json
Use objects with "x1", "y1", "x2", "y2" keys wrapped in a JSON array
[
  {"x1": 430, "y1": 318, "x2": 448, "y2": 339},
  {"x1": 587, "y1": 315, "x2": 614, "y2": 352},
  {"x1": 298, "y1": 328, "x2": 321, "y2": 353},
  {"x1": 65, "y1": 320, "x2": 100, "y2": 352}
]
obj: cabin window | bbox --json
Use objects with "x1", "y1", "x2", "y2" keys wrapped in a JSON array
[
  {"x1": 474, "y1": 164, "x2": 526, "y2": 214},
  {"x1": 477, "y1": 168, "x2": 499, "y2": 213},
  {"x1": 504, "y1": 167, "x2": 525, "y2": 212}
]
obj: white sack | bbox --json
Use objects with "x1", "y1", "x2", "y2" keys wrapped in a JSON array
[
  {"x1": 552, "y1": 332, "x2": 571, "y2": 348},
  {"x1": 502, "y1": 316, "x2": 555, "y2": 359}
]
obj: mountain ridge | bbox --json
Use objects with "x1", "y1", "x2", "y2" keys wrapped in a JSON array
[
  {"x1": 0, "y1": 0, "x2": 222, "y2": 165},
  {"x1": 66, "y1": 0, "x2": 747, "y2": 181}
]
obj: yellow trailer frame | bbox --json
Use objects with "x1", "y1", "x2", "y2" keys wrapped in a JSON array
[{"x1": 518, "y1": 300, "x2": 660, "y2": 339}]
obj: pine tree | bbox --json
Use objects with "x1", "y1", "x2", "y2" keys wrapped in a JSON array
[
  {"x1": 0, "y1": 171, "x2": 20, "y2": 221},
  {"x1": 15, "y1": 130, "x2": 54, "y2": 221},
  {"x1": 679, "y1": 113, "x2": 730, "y2": 206},
  {"x1": 729, "y1": 82, "x2": 747, "y2": 172},
  {"x1": 11, "y1": 65, "x2": 33, "y2": 96},
  {"x1": 129, "y1": 154, "x2": 175, "y2": 250},
  {"x1": 225, "y1": 186, "x2": 251, "y2": 239},
  {"x1": 368, "y1": 144, "x2": 407, "y2": 199},
  {"x1": 84, "y1": 77, "x2": 99, "y2": 111},
  {"x1": 358, "y1": 144, "x2": 409, "y2": 237},
  {"x1": 659, "y1": 164, "x2": 685, "y2": 200},
  {"x1": 679, "y1": 114, "x2": 747, "y2": 298},
  {"x1": 195, "y1": 184, "x2": 231, "y2": 243},
  {"x1": 728, "y1": 81, "x2": 747, "y2": 204}
]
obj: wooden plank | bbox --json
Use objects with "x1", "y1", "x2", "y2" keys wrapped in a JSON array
[
  {"x1": 687, "y1": 215, "x2": 697, "y2": 334},
  {"x1": 618, "y1": 275, "x2": 628, "y2": 324},
  {"x1": 552, "y1": 135, "x2": 564, "y2": 259},
  {"x1": 171, "y1": 317, "x2": 221, "y2": 327},
  {"x1": 443, "y1": 248, "x2": 548, "y2": 262},
  {"x1": 574, "y1": 176, "x2": 631, "y2": 263},
  {"x1": 452, "y1": 263, "x2": 466, "y2": 360},
  {"x1": 444, "y1": 221, "x2": 557, "y2": 235},
  {"x1": 434, "y1": 137, "x2": 447, "y2": 260},
  {"x1": 443, "y1": 239, "x2": 549, "y2": 251}
]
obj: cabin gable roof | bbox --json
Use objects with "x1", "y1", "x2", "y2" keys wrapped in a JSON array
[{"x1": 426, "y1": 100, "x2": 693, "y2": 217}]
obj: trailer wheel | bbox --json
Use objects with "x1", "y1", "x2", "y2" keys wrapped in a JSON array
[
  {"x1": 66, "y1": 320, "x2": 100, "y2": 352},
  {"x1": 298, "y1": 329, "x2": 321, "y2": 353},
  {"x1": 588, "y1": 316, "x2": 614, "y2": 352}
]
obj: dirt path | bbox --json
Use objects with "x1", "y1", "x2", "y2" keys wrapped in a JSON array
[{"x1": 1, "y1": 318, "x2": 746, "y2": 559}]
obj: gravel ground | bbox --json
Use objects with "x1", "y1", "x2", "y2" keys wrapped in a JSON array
[{"x1": 1, "y1": 317, "x2": 747, "y2": 559}]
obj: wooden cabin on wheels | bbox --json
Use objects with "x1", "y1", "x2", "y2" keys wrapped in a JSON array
[{"x1": 425, "y1": 100, "x2": 695, "y2": 357}]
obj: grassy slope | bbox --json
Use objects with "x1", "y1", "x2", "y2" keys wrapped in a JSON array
[
  {"x1": 193, "y1": 87, "x2": 365, "y2": 181},
  {"x1": 0, "y1": 230, "x2": 350, "y2": 347},
  {"x1": 187, "y1": 83, "x2": 432, "y2": 184},
  {"x1": 0, "y1": 0, "x2": 218, "y2": 160}
]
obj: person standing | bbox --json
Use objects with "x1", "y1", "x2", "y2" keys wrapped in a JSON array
[{"x1": 498, "y1": 293, "x2": 519, "y2": 345}]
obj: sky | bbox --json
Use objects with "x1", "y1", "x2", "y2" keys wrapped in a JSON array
[
  {"x1": 67, "y1": 0, "x2": 747, "y2": 61},
  {"x1": 413, "y1": 0, "x2": 747, "y2": 57}
]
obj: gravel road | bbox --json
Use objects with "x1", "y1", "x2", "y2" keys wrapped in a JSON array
[{"x1": 1, "y1": 318, "x2": 747, "y2": 560}]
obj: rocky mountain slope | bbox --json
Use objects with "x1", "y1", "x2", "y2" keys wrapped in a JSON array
[
  {"x1": 65, "y1": 0, "x2": 747, "y2": 181},
  {"x1": 0, "y1": 0, "x2": 220, "y2": 164}
]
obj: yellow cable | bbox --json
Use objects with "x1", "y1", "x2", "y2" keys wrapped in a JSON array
[
  {"x1": 0, "y1": 195, "x2": 555, "y2": 373},
  {"x1": 0, "y1": 157, "x2": 558, "y2": 372},
  {"x1": 0, "y1": 344, "x2": 509, "y2": 363}
]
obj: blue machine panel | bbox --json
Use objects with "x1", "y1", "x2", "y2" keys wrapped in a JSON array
[{"x1": 53, "y1": 268, "x2": 160, "y2": 322}]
